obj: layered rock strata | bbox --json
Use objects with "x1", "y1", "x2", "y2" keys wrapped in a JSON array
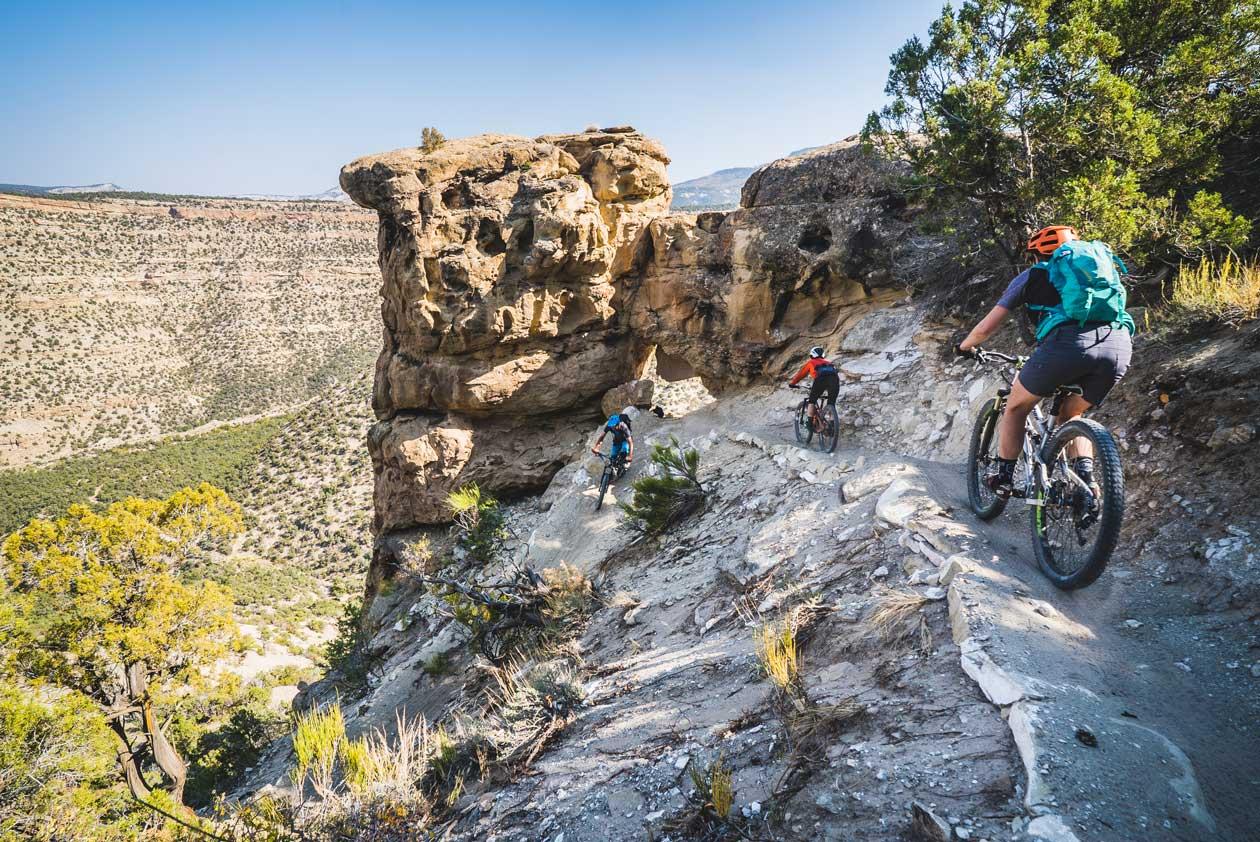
[
  {"x1": 343, "y1": 129, "x2": 939, "y2": 537},
  {"x1": 341, "y1": 128, "x2": 671, "y2": 527},
  {"x1": 623, "y1": 137, "x2": 940, "y2": 391}
]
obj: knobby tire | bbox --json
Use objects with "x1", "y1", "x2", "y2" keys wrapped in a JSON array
[{"x1": 1031, "y1": 418, "x2": 1125, "y2": 590}]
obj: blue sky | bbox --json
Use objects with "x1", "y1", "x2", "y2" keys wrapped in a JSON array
[{"x1": 0, "y1": 1, "x2": 945, "y2": 195}]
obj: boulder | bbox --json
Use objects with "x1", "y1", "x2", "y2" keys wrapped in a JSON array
[
  {"x1": 368, "y1": 411, "x2": 592, "y2": 529},
  {"x1": 343, "y1": 128, "x2": 671, "y2": 533},
  {"x1": 622, "y1": 136, "x2": 939, "y2": 390},
  {"x1": 341, "y1": 129, "x2": 670, "y2": 419},
  {"x1": 601, "y1": 379, "x2": 655, "y2": 416}
]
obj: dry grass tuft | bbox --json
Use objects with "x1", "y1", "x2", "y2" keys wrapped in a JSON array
[
  {"x1": 1169, "y1": 255, "x2": 1260, "y2": 325},
  {"x1": 755, "y1": 619, "x2": 799, "y2": 692},
  {"x1": 687, "y1": 754, "x2": 735, "y2": 819},
  {"x1": 868, "y1": 588, "x2": 929, "y2": 645}
]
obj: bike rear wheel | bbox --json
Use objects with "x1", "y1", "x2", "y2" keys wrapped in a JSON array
[
  {"x1": 1030, "y1": 418, "x2": 1125, "y2": 590},
  {"x1": 596, "y1": 466, "x2": 612, "y2": 511},
  {"x1": 794, "y1": 399, "x2": 813, "y2": 445},
  {"x1": 816, "y1": 404, "x2": 839, "y2": 453},
  {"x1": 967, "y1": 398, "x2": 1008, "y2": 520}
]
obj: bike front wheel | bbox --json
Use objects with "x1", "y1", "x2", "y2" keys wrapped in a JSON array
[
  {"x1": 794, "y1": 400, "x2": 813, "y2": 445},
  {"x1": 816, "y1": 404, "x2": 839, "y2": 453},
  {"x1": 967, "y1": 398, "x2": 1008, "y2": 520},
  {"x1": 1030, "y1": 418, "x2": 1125, "y2": 590},
  {"x1": 596, "y1": 466, "x2": 612, "y2": 511}
]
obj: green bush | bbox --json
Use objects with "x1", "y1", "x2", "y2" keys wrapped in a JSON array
[
  {"x1": 324, "y1": 599, "x2": 375, "y2": 692},
  {"x1": 0, "y1": 684, "x2": 143, "y2": 841},
  {"x1": 863, "y1": 0, "x2": 1259, "y2": 263},
  {"x1": 0, "y1": 413, "x2": 293, "y2": 537},
  {"x1": 181, "y1": 696, "x2": 288, "y2": 808},
  {"x1": 619, "y1": 437, "x2": 706, "y2": 535},
  {"x1": 421, "y1": 127, "x2": 447, "y2": 153},
  {"x1": 447, "y1": 484, "x2": 507, "y2": 565}
]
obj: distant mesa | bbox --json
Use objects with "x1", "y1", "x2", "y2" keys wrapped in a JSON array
[
  {"x1": 0, "y1": 182, "x2": 351, "y2": 202},
  {"x1": 0, "y1": 181, "x2": 129, "y2": 196},
  {"x1": 669, "y1": 146, "x2": 823, "y2": 211},
  {"x1": 231, "y1": 186, "x2": 351, "y2": 202}
]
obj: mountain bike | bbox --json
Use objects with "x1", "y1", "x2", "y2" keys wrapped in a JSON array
[
  {"x1": 964, "y1": 348, "x2": 1125, "y2": 590},
  {"x1": 789, "y1": 384, "x2": 840, "y2": 453},
  {"x1": 595, "y1": 452, "x2": 629, "y2": 511}
]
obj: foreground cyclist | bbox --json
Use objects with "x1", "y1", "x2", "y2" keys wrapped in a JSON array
[
  {"x1": 591, "y1": 406, "x2": 635, "y2": 475},
  {"x1": 787, "y1": 346, "x2": 840, "y2": 424},
  {"x1": 955, "y1": 225, "x2": 1133, "y2": 497}
]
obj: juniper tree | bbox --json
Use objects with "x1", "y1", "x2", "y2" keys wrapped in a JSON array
[
  {"x1": 0, "y1": 483, "x2": 243, "y2": 805},
  {"x1": 863, "y1": 0, "x2": 1258, "y2": 263}
]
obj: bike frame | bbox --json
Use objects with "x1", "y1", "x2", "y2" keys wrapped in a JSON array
[
  {"x1": 596, "y1": 451, "x2": 627, "y2": 477},
  {"x1": 983, "y1": 351, "x2": 1091, "y2": 505}
]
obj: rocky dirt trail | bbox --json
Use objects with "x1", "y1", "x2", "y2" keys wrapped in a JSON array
[
  {"x1": 245, "y1": 309, "x2": 1260, "y2": 841},
  {"x1": 913, "y1": 459, "x2": 1260, "y2": 842},
  {"x1": 705, "y1": 382, "x2": 1260, "y2": 841},
  {"x1": 448, "y1": 374, "x2": 1257, "y2": 841},
  {"x1": 287, "y1": 130, "x2": 1260, "y2": 840}
]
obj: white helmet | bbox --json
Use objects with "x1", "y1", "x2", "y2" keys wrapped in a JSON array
[{"x1": 809, "y1": 346, "x2": 826, "y2": 358}]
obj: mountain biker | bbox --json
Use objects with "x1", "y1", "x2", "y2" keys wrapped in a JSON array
[
  {"x1": 788, "y1": 346, "x2": 840, "y2": 424},
  {"x1": 591, "y1": 407, "x2": 635, "y2": 474},
  {"x1": 955, "y1": 225, "x2": 1133, "y2": 497}
]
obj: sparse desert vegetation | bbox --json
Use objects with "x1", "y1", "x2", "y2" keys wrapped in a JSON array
[{"x1": 0, "y1": 192, "x2": 377, "y2": 468}]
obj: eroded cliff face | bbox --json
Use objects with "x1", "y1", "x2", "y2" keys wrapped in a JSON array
[
  {"x1": 624, "y1": 137, "x2": 949, "y2": 391},
  {"x1": 340, "y1": 128, "x2": 671, "y2": 529},
  {"x1": 341, "y1": 128, "x2": 939, "y2": 541}
]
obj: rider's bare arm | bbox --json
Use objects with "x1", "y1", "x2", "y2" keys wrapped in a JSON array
[
  {"x1": 959, "y1": 304, "x2": 1011, "y2": 351},
  {"x1": 592, "y1": 430, "x2": 605, "y2": 455}
]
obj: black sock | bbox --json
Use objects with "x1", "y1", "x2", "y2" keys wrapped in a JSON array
[
  {"x1": 1073, "y1": 457, "x2": 1095, "y2": 484},
  {"x1": 995, "y1": 457, "x2": 1017, "y2": 482}
]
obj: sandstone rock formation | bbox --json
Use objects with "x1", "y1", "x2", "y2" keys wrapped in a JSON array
[
  {"x1": 343, "y1": 128, "x2": 960, "y2": 531},
  {"x1": 600, "y1": 379, "x2": 655, "y2": 416},
  {"x1": 341, "y1": 128, "x2": 671, "y2": 525},
  {"x1": 623, "y1": 137, "x2": 945, "y2": 391}
]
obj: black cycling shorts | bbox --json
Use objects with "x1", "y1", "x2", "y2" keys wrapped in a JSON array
[
  {"x1": 808, "y1": 372, "x2": 840, "y2": 406},
  {"x1": 1018, "y1": 323, "x2": 1132, "y2": 407}
]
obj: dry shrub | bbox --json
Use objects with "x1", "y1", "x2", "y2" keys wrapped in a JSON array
[
  {"x1": 868, "y1": 587, "x2": 929, "y2": 646},
  {"x1": 484, "y1": 659, "x2": 584, "y2": 769},
  {"x1": 755, "y1": 619, "x2": 799, "y2": 692},
  {"x1": 541, "y1": 562, "x2": 597, "y2": 631},
  {"x1": 1169, "y1": 255, "x2": 1260, "y2": 325}
]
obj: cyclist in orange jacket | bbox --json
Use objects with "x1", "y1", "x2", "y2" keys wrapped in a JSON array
[{"x1": 788, "y1": 346, "x2": 840, "y2": 425}]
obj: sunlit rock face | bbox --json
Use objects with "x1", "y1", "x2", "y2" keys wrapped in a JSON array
[
  {"x1": 621, "y1": 137, "x2": 941, "y2": 393},
  {"x1": 344, "y1": 129, "x2": 939, "y2": 528},
  {"x1": 342, "y1": 128, "x2": 670, "y2": 524}
]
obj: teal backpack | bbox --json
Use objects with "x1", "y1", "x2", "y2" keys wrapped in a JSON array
[{"x1": 1031, "y1": 240, "x2": 1135, "y2": 341}]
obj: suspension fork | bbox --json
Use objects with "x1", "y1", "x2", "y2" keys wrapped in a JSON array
[{"x1": 1023, "y1": 407, "x2": 1055, "y2": 503}]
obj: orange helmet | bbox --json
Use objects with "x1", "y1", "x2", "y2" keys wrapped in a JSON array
[{"x1": 1026, "y1": 225, "x2": 1077, "y2": 256}]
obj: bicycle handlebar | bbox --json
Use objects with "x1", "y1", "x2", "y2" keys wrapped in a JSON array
[{"x1": 973, "y1": 348, "x2": 1025, "y2": 365}]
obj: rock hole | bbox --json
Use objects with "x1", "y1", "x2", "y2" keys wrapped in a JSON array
[
  {"x1": 441, "y1": 180, "x2": 474, "y2": 210},
  {"x1": 476, "y1": 218, "x2": 507, "y2": 256},
  {"x1": 512, "y1": 218, "x2": 535, "y2": 253},
  {"x1": 640, "y1": 347, "x2": 715, "y2": 417},
  {"x1": 557, "y1": 295, "x2": 596, "y2": 334},
  {"x1": 798, "y1": 223, "x2": 832, "y2": 254},
  {"x1": 843, "y1": 223, "x2": 881, "y2": 279}
]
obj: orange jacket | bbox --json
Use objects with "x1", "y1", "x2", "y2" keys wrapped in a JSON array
[{"x1": 789, "y1": 357, "x2": 837, "y2": 385}]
